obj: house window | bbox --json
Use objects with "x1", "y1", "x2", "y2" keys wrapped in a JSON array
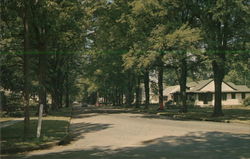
[
  {"x1": 242, "y1": 93, "x2": 246, "y2": 99},
  {"x1": 231, "y1": 93, "x2": 236, "y2": 99},
  {"x1": 222, "y1": 93, "x2": 227, "y2": 101}
]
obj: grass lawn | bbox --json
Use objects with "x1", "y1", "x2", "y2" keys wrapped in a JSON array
[
  {"x1": 0, "y1": 107, "x2": 72, "y2": 154},
  {"x1": 119, "y1": 105, "x2": 250, "y2": 125},
  {"x1": 158, "y1": 106, "x2": 250, "y2": 124}
]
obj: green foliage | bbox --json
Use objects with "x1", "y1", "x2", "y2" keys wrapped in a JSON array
[
  {"x1": 3, "y1": 92, "x2": 22, "y2": 113},
  {"x1": 243, "y1": 97, "x2": 250, "y2": 106},
  {"x1": 1, "y1": 0, "x2": 249, "y2": 114},
  {"x1": 0, "y1": 54, "x2": 24, "y2": 92},
  {"x1": 7, "y1": 111, "x2": 24, "y2": 117},
  {"x1": 224, "y1": 55, "x2": 250, "y2": 88},
  {"x1": 165, "y1": 24, "x2": 201, "y2": 50},
  {"x1": 1, "y1": 0, "x2": 87, "y2": 112}
]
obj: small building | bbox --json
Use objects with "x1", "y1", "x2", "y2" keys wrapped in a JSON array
[{"x1": 164, "y1": 79, "x2": 250, "y2": 107}]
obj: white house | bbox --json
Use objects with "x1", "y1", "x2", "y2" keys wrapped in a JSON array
[{"x1": 164, "y1": 79, "x2": 250, "y2": 107}]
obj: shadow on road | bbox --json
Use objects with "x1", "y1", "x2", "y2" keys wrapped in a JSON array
[
  {"x1": 4, "y1": 131, "x2": 250, "y2": 159},
  {"x1": 72, "y1": 106, "x2": 142, "y2": 119},
  {"x1": 70, "y1": 122, "x2": 113, "y2": 141}
]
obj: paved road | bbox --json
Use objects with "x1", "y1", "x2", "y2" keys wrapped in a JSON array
[{"x1": 3, "y1": 106, "x2": 250, "y2": 159}]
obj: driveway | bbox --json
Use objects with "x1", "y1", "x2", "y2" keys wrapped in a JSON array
[{"x1": 3, "y1": 106, "x2": 250, "y2": 159}]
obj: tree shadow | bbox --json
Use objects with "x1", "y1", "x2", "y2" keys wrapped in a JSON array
[
  {"x1": 69, "y1": 122, "x2": 113, "y2": 141},
  {"x1": 4, "y1": 131, "x2": 250, "y2": 159},
  {"x1": 72, "y1": 106, "x2": 142, "y2": 119},
  {"x1": 0, "y1": 120, "x2": 22, "y2": 128},
  {"x1": 68, "y1": 106, "x2": 114, "y2": 141}
]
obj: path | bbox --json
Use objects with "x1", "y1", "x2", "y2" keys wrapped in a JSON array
[{"x1": 2, "y1": 106, "x2": 250, "y2": 159}]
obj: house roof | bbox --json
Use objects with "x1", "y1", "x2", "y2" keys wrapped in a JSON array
[
  {"x1": 163, "y1": 86, "x2": 179, "y2": 95},
  {"x1": 188, "y1": 79, "x2": 213, "y2": 92},
  {"x1": 164, "y1": 79, "x2": 250, "y2": 95},
  {"x1": 233, "y1": 85, "x2": 250, "y2": 92}
]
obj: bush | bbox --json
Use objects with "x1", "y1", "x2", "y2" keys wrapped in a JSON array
[
  {"x1": 3, "y1": 92, "x2": 22, "y2": 113},
  {"x1": 0, "y1": 91, "x2": 7, "y2": 110},
  {"x1": 243, "y1": 96, "x2": 250, "y2": 106},
  {"x1": 8, "y1": 111, "x2": 24, "y2": 117}
]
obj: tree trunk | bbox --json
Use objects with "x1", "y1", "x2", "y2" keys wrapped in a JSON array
[
  {"x1": 51, "y1": 93, "x2": 58, "y2": 111},
  {"x1": 212, "y1": 57, "x2": 225, "y2": 116},
  {"x1": 65, "y1": 72, "x2": 70, "y2": 107},
  {"x1": 23, "y1": 0, "x2": 31, "y2": 139},
  {"x1": 144, "y1": 70, "x2": 150, "y2": 109},
  {"x1": 115, "y1": 87, "x2": 118, "y2": 106},
  {"x1": 35, "y1": 20, "x2": 48, "y2": 113},
  {"x1": 57, "y1": 68, "x2": 64, "y2": 109},
  {"x1": 39, "y1": 54, "x2": 47, "y2": 114},
  {"x1": 23, "y1": 54, "x2": 30, "y2": 138},
  {"x1": 126, "y1": 72, "x2": 133, "y2": 106},
  {"x1": 117, "y1": 90, "x2": 122, "y2": 106},
  {"x1": 120, "y1": 91, "x2": 123, "y2": 105},
  {"x1": 59, "y1": 91, "x2": 63, "y2": 108},
  {"x1": 179, "y1": 58, "x2": 187, "y2": 113},
  {"x1": 158, "y1": 65, "x2": 164, "y2": 110},
  {"x1": 135, "y1": 76, "x2": 140, "y2": 108}
]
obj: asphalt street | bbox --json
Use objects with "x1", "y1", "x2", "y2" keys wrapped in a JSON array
[{"x1": 3, "y1": 106, "x2": 250, "y2": 159}]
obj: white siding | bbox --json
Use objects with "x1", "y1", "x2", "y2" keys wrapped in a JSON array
[
  {"x1": 222, "y1": 93, "x2": 241, "y2": 105},
  {"x1": 194, "y1": 93, "x2": 250, "y2": 106}
]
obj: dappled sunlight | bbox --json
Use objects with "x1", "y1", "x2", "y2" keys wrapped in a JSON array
[
  {"x1": 4, "y1": 131, "x2": 250, "y2": 159},
  {"x1": 2, "y1": 106, "x2": 250, "y2": 158}
]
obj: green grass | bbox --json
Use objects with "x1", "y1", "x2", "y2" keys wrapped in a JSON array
[
  {"x1": 122, "y1": 105, "x2": 250, "y2": 125},
  {"x1": 1, "y1": 119, "x2": 69, "y2": 154},
  {"x1": 0, "y1": 107, "x2": 72, "y2": 154}
]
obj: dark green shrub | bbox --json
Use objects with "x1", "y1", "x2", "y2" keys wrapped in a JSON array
[
  {"x1": 0, "y1": 91, "x2": 7, "y2": 111},
  {"x1": 8, "y1": 111, "x2": 24, "y2": 117},
  {"x1": 4, "y1": 92, "x2": 22, "y2": 113},
  {"x1": 243, "y1": 96, "x2": 250, "y2": 106}
]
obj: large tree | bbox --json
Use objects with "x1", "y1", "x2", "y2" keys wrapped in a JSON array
[{"x1": 198, "y1": 0, "x2": 250, "y2": 116}]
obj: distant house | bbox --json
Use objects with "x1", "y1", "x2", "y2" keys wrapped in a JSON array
[{"x1": 164, "y1": 79, "x2": 250, "y2": 107}]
